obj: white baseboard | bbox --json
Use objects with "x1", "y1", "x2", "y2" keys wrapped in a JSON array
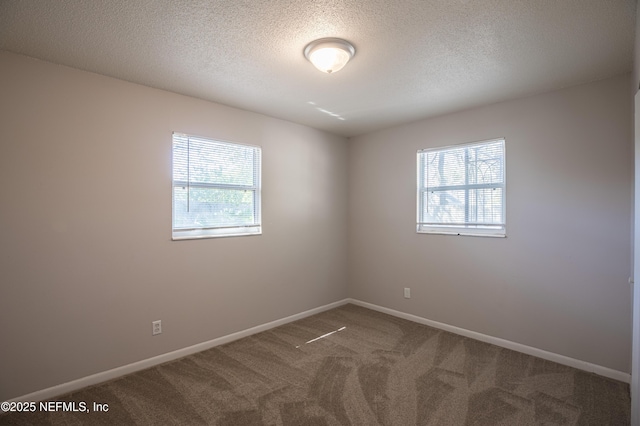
[
  {"x1": 347, "y1": 298, "x2": 631, "y2": 384},
  {"x1": 9, "y1": 297, "x2": 629, "y2": 402},
  {"x1": 8, "y1": 299, "x2": 350, "y2": 403}
]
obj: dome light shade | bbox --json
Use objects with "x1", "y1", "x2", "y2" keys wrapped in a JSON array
[{"x1": 304, "y1": 38, "x2": 355, "y2": 74}]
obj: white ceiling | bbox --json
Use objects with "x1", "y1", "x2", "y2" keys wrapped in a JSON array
[{"x1": 0, "y1": 0, "x2": 636, "y2": 137}]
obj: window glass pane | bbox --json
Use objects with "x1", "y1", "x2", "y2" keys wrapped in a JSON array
[
  {"x1": 426, "y1": 149, "x2": 466, "y2": 187},
  {"x1": 424, "y1": 190, "x2": 466, "y2": 223},
  {"x1": 466, "y1": 141, "x2": 504, "y2": 186},
  {"x1": 425, "y1": 140, "x2": 504, "y2": 188},
  {"x1": 173, "y1": 135, "x2": 257, "y2": 187},
  {"x1": 467, "y1": 187, "x2": 503, "y2": 224},
  {"x1": 187, "y1": 139, "x2": 257, "y2": 186},
  {"x1": 173, "y1": 187, "x2": 257, "y2": 229}
]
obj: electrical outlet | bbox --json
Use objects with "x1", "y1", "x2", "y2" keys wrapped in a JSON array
[
  {"x1": 404, "y1": 288, "x2": 411, "y2": 299},
  {"x1": 152, "y1": 320, "x2": 162, "y2": 336}
]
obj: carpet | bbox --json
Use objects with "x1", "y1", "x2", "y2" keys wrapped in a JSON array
[{"x1": 0, "y1": 304, "x2": 630, "y2": 425}]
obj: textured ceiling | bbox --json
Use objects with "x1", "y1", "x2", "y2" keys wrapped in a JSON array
[{"x1": 0, "y1": 0, "x2": 636, "y2": 137}]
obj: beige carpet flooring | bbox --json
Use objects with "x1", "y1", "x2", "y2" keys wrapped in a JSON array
[{"x1": 0, "y1": 304, "x2": 630, "y2": 425}]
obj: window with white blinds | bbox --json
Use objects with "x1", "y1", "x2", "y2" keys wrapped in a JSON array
[
  {"x1": 417, "y1": 138, "x2": 506, "y2": 237},
  {"x1": 172, "y1": 133, "x2": 261, "y2": 240}
]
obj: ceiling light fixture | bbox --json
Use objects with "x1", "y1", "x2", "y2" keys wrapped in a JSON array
[{"x1": 304, "y1": 38, "x2": 355, "y2": 74}]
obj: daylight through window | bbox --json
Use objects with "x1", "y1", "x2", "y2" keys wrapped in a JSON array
[
  {"x1": 172, "y1": 133, "x2": 261, "y2": 240},
  {"x1": 417, "y1": 138, "x2": 505, "y2": 237}
]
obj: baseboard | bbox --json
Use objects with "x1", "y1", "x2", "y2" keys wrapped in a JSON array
[
  {"x1": 10, "y1": 297, "x2": 629, "y2": 403},
  {"x1": 348, "y1": 298, "x2": 631, "y2": 384},
  {"x1": 8, "y1": 298, "x2": 351, "y2": 403}
]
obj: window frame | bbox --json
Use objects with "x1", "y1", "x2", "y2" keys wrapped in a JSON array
[
  {"x1": 416, "y1": 138, "x2": 506, "y2": 237},
  {"x1": 171, "y1": 132, "x2": 262, "y2": 240}
]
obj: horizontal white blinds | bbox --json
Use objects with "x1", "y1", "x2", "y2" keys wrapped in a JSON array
[
  {"x1": 172, "y1": 133, "x2": 261, "y2": 234},
  {"x1": 418, "y1": 138, "x2": 505, "y2": 233}
]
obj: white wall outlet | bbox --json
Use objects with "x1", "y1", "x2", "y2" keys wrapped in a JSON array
[
  {"x1": 152, "y1": 320, "x2": 162, "y2": 336},
  {"x1": 404, "y1": 288, "x2": 411, "y2": 299}
]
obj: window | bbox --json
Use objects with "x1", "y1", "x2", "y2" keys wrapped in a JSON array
[
  {"x1": 417, "y1": 138, "x2": 505, "y2": 237},
  {"x1": 172, "y1": 133, "x2": 261, "y2": 240}
]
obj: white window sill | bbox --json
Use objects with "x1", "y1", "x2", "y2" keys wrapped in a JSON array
[
  {"x1": 172, "y1": 226, "x2": 262, "y2": 240},
  {"x1": 417, "y1": 226, "x2": 505, "y2": 238}
]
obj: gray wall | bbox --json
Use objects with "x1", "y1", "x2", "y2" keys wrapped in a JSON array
[
  {"x1": 348, "y1": 74, "x2": 633, "y2": 373},
  {"x1": 0, "y1": 51, "x2": 349, "y2": 401}
]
